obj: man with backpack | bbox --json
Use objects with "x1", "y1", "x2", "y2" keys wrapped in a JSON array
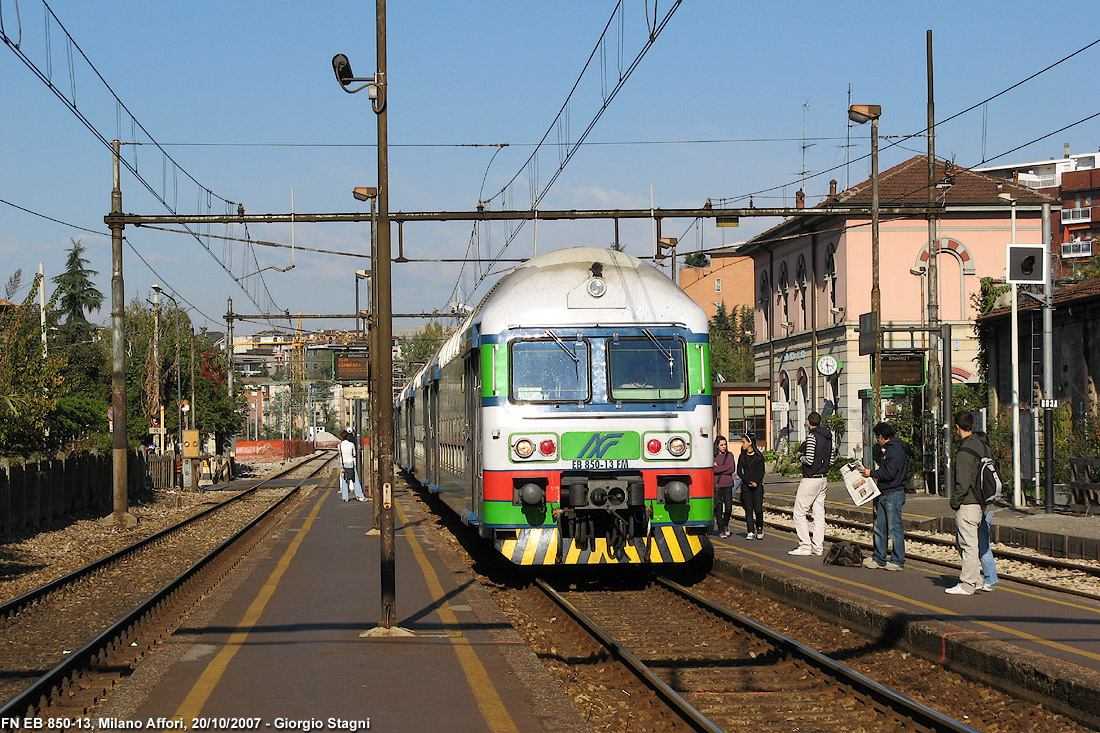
[
  {"x1": 789, "y1": 411, "x2": 833, "y2": 556},
  {"x1": 948, "y1": 410, "x2": 992, "y2": 595}
]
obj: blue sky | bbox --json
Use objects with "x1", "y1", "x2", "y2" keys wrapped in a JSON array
[{"x1": 2, "y1": 1, "x2": 1098, "y2": 336}]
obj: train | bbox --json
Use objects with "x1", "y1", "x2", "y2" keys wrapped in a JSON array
[{"x1": 395, "y1": 246, "x2": 714, "y2": 565}]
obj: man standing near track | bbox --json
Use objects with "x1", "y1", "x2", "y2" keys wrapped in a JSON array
[
  {"x1": 789, "y1": 411, "x2": 832, "y2": 556},
  {"x1": 947, "y1": 411, "x2": 988, "y2": 595},
  {"x1": 860, "y1": 422, "x2": 908, "y2": 571}
]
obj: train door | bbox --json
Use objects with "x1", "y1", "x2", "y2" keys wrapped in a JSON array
[
  {"x1": 465, "y1": 348, "x2": 483, "y2": 518},
  {"x1": 427, "y1": 375, "x2": 440, "y2": 489}
]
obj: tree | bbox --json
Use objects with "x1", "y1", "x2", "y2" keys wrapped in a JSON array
[
  {"x1": 4, "y1": 268, "x2": 22, "y2": 300},
  {"x1": 683, "y1": 252, "x2": 710, "y2": 268},
  {"x1": 52, "y1": 239, "x2": 103, "y2": 337},
  {"x1": 396, "y1": 321, "x2": 453, "y2": 378},
  {"x1": 709, "y1": 303, "x2": 755, "y2": 383},
  {"x1": 0, "y1": 274, "x2": 69, "y2": 456}
]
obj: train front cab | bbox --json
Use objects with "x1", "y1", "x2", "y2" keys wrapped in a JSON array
[{"x1": 481, "y1": 326, "x2": 713, "y2": 565}]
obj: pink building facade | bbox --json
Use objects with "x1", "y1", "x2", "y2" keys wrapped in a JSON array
[{"x1": 737, "y1": 156, "x2": 1055, "y2": 458}]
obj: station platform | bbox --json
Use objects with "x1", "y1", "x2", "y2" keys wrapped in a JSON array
[
  {"x1": 713, "y1": 473, "x2": 1100, "y2": 727},
  {"x1": 761, "y1": 474, "x2": 1100, "y2": 558},
  {"x1": 97, "y1": 473, "x2": 588, "y2": 733}
]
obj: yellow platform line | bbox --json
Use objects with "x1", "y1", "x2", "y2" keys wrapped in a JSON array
[
  {"x1": 171, "y1": 484, "x2": 330, "y2": 724},
  {"x1": 394, "y1": 499, "x2": 519, "y2": 733},
  {"x1": 715, "y1": 536, "x2": 1100, "y2": 665}
]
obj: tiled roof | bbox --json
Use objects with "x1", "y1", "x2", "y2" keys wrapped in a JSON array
[
  {"x1": 982, "y1": 276, "x2": 1100, "y2": 320},
  {"x1": 0, "y1": 298, "x2": 16, "y2": 307},
  {"x1": 835, "y1": 156, "x2": 1054, "y2": 207},
  {"x1": 741, "y1": 155, "x2": 1057, "y2": 253}
]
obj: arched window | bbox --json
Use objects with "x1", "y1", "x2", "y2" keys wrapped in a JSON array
[
  {"x1": 777, "y1": 262, "x2": 790, "y2": 330},
  {"x1": 795, "y1": 254, "x2": 808, "y2": 329},
  {"x1": 824, "y1": 244, "x2": 838, "y2": 318},
  {"x1": 758, "y1": 271, "x2": 770, "y2": 336}
]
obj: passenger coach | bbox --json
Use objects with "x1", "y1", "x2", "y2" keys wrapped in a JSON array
[{"x1": 396, "y1": 247, "x2": 713, "y2": 565}]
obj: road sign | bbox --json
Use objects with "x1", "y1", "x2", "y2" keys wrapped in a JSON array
[
  {"x1": 880, "y1": 352, "x2": 926, "y2": 387},
  {"x1": 1006, "y1": 244, "x2": 1047, "y2": 284},
  {"x1": 858, "y1": 312, "x2": 879, "y2": 355}
]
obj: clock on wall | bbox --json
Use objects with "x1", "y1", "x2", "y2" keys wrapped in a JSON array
[{"x1": 816, "y1": 354, "x2": 840, "y2": 376}]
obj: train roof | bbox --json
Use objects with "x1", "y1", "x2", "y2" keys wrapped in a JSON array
[
  {"x1": 398, "y1": 247, "x2": 709, "y2": 400},
  {"x1": 476, "y1": 246, "x2": 708, "y2": 334}
]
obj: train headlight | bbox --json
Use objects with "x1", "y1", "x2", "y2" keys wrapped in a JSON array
[
  {"x1": 539, "y1": 439, "x2": 556, "y2": 456},
  {"x1": 514, "y1": 439, "x2": 535, "y2": 459},
  {"x1": 667, "y1": 437, "x2": 687, "y2": 457},
  {"x1": 646, "y1": 438, "x2": 662, "y2": 455},
  {"x1": 587, "y1": 277, "x2": 606, "y2": 298}
]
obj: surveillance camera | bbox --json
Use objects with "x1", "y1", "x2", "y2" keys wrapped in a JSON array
[{"x1": 332, "y1": 54, "x2": 354, "y2": 86}]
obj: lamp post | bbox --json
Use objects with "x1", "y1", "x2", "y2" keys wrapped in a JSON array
[
  {"x1": 352, "y1": 188, "x2": 377, "y2": 515},
  {"x1": 151, "y1": 286, "x2": 162, "y2": 453},
  {"x1": 153, "y1": 285, "x2": 183, "y2": 452},
  {"x1": 1000, "y1": 192, "x2": 1022, "y2": 507},
  {"x1": 335, "y1": 8, "x2": 397, "y2": 629},
  {"x1": 849, "y1": 104, "x2": 882, "y2": 426}
]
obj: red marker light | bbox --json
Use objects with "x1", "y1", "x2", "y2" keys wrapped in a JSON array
[
  {"x1": 647, "y1": 439, "x2": 662, "y2": 454},
  {"x1": 540, "y1": 439, "x2": 556, "y2": 456}
]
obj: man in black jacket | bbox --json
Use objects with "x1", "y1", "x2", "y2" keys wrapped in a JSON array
[
  {"x1": 789, "y1": 411, "x2": 832, "y2": 556},
  {"x1": 859, "y1": 422, "x2": 908, "y2": 570}
]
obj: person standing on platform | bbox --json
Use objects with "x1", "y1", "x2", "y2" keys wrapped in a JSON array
[
  {"x1": 737, "y1": 432, "x2": 766, "y2": 539},
  {"x1": 338, "y1": 429, "x2": 367, "y2": 502},
  {"x1": 712, "y1": 435, "x2": 736, "y2": 538},
  {"x1": 859, "y1": 422, "x2": 908, "y2": 571},
  {"x1": 947, "y1": 411, "x2": 988, "y2": 595},
  {"x1": 789, "y1": 411, "x2": 832, "y2": 556},
  {"x1": 972, "y1": 430, "x2": 998, "y2": 591}
]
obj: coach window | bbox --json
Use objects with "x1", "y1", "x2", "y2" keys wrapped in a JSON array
[
  {"x1": 510, "y1": 337, "x2": 590, "y2": 402},
  {"x1": 608, "y1": 337, "x2": 687, "y2": 402}
]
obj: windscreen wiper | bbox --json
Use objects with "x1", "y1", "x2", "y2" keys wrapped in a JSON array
[
  {"x1": 545, "y1": 329, "x2": 580, "y2": 377},
  {"x1": 641, "y1": 328, "x2": 675, "y2": 377}
]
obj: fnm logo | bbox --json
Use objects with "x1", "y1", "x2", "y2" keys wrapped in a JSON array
[{"x1": 578, "y1": 432, "x2": 625, "y2": 459}]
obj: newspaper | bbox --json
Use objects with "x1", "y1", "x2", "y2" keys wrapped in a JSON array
[{"x1": 840, "y1": 461, "x2": 880, "y2": 506}]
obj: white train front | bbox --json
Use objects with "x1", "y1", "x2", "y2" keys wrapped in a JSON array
[{"x1": 395, "y1": 247, "x2": 714, "y2": 565}]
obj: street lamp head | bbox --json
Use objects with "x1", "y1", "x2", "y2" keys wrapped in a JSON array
[
  {"x1": 151, "y1": 284, "x2": 163, "y2": 294},
  {"x1": 355, "y1": 269, "x2": 371, "y2": 279},
  {"x1": 848, "y1": 104, "x2": 882, "y2": 124},
  {"x1": 332, "y1": 54, "x2": 356, "y2": 86},
  {"x1": 353, "y1": 186, "x2": 378, "y2": 201}
]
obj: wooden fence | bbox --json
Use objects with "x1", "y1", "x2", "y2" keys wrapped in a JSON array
[{"x1": 0, "y1": 450, "x2": 150, "y2": 535}]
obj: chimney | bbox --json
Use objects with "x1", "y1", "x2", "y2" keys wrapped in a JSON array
[
  {"x1": 796, "y1": 190, "x2": 805, "y2": 209},
  {"x1": 829, "y1": 179, "x2": 837, "y2": 198},
  {"x1": 1065, "y1": 142, "x2": 1071, "y2": 158}
]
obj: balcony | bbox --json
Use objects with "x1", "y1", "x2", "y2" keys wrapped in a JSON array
[
  {"x1": 1062, "y1": 239, "x2": 1094, "y2": 259},
  {"x1": 1062, "y1": 208, "x2": 1092, "y2": 224}
]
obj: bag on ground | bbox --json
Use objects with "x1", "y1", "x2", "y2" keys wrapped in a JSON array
[{"x1": 823, "y1": 540, "x2": 864, "y2": 567}]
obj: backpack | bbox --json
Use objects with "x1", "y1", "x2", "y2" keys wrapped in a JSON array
[
  {"x1": 806, "y1": 427, "x2": 833, "y2": 476},
  {"x1": 959, "y1": 446, "x2": 1003, "y2": 505},
  {"x1": 823, "y1": 540, "x2": 864, "y2": 567}
]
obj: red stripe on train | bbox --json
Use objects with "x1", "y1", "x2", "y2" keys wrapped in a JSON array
[{"x1": 482, "y1": 468, "x2": 713, "y2": 502}]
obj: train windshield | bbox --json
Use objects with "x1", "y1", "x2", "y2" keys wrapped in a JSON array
[
  {"x1": 607, "y1": 335, "x2": 687, "y2": 402},
  {"x1": 510, "y1": 337, "x2": 591, "y2": 402}
]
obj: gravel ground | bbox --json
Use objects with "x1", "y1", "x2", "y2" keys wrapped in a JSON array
[{"x1": 0, "y1": 458, "x2": 306, "y2": 606}]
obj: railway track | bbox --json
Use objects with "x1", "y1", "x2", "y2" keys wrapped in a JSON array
[
  {"x1": 537, "y1": 575, "x2": 978, "y2": 732},
  {"x1": 754, "y1": 502, "x2": 1100, "y2": 601},
  {"x1": 0, "y1": 451, "x2": 335, "y2": 721}
]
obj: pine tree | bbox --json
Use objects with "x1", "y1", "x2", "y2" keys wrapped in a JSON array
[{"x1": 52, "y1": 239, "x2": 104, "y2": 332}]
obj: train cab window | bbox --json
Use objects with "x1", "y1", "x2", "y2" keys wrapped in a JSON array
[
  {"x1": 510, "y1": 337, "x2": 591, "y2": 402},
  {"x1": 608, "y1": 336, "x2": 687, "y2": 402}
]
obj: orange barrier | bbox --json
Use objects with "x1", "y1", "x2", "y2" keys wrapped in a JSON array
[{"x1": 234, "y1": 439, "x2": 317, "y2": 462}]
